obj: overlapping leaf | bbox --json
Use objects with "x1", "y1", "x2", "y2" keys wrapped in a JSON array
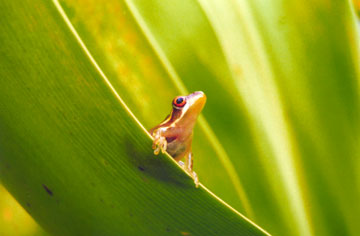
[
  {"x1": 57, "y1": 0, "x2": 360, "y2": 235},
  {"x1": 0, "y1": 1, "x2": 270, "y2": 236}
]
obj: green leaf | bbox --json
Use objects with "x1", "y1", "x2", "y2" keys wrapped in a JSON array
[
  {"x1": 0, "y1": 1, "x2": 269, "y2": 236},
  {"x1": 1, "y1": 0, "x2": 359, "y2": 235},
  {"x1": 58, "y1": 0, "x2": 255, "y2": 218},
  {"x1": 123, "y1": 1, "x2": 360, "y2": 236},
  {"x1": 54, "y1": 0, "x2": 360, "y2": 235}
]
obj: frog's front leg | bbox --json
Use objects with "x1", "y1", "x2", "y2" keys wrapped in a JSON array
[
  {"x1": 152, "y1": 127, "x2": 168, "y2": 155},
  {"x1": 184, "y1": 152, "x2": 199, "y2": 188}
]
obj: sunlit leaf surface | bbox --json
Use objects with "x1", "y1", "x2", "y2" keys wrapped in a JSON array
[
  {"x1": 58, "y1": 0, "x2": 360, "y2": 235},
  {"x1": 130, "y1": 1, "x2": 360, "y2": 235},
  {"x1": 0, "y1": 0, "x2": 269, "y2": 236},
  {"x1": 1, "y1": 0, "x2": 359, "y2": 236}
]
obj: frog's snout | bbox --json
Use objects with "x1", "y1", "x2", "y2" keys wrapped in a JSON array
[{"x1": 188, "y1": 91, "x2": 206, "y2": 111}]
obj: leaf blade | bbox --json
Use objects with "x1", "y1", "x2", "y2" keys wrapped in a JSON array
[{"x1": 0, "y1": 1, "x2": 270, "y2": 236}]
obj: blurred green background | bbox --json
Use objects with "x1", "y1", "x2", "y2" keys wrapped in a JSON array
[{"x1": 0, "y1": 0, "x2": 359, "y2": 235}]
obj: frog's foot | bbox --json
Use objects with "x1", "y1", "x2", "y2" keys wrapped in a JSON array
[
  {"x1": 186, "y1": 169, "x2": 199, "y2": 188},
  {"x1": 181, "y1": 163, "x2": 199, "y2": 188},
  {"x1": 152, "y1": 129, "x2": 167, "y2": 155},
  {"x1": 192, "y1": 171, "x2": 199, "y2": 188},
  {"x1": 178, "y1": 161, "x2": 200, "y2": 188},
  {"x1": 178, "y1": 161, "x2": 185, "y2": 168},
  {"x1": 152, "y1": 136, "x2": 167, "y2": 155},
  {"x1": 184, "y1": 153, "x2": 199, "y2": 188}
]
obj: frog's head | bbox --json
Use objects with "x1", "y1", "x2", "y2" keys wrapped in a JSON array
[{"x1": 171, "y1": 91, "x2": 206, "y2": 129}]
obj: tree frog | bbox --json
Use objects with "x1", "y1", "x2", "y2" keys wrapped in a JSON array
[{"x1": 149, "y1": 91, "x2": 206, "y2": 187}]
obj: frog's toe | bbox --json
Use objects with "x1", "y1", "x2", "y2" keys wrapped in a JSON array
[
  {"x1": 193, "y1": 171, "x2": 199, "y2": 188},
  {"x1": 183, "y1": 167, "x2": 199, "y2": 188},
  {"x1": 152, "y1": 138, "x2": 161, "y2": 155},
  {"x1": 154, "y1": 145, "x2": 161, "y2": 155},
  {"x1": 152, "y1": 140, "x2": 157, "y2": 150},
  {"x1": 152, "y1": 136, "x2": 167, "y2": 155},
  {"x1": 160, "y1": 138, "x2": 167, "y2": 153},
  {"x1": 178, "y1": 161, "x2": 185, "y2": 168}
]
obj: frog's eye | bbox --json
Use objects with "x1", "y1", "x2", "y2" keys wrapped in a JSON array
[{"x1": 173, "y1": 96, "x2": 186, "y2": 108}]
